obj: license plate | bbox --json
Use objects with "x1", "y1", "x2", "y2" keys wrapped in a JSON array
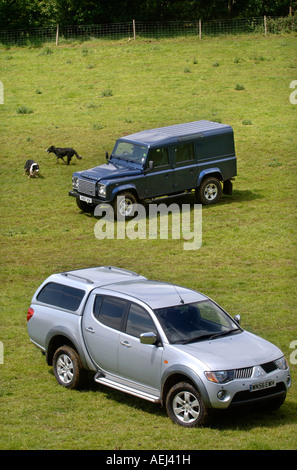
[
  {"x1": 250, "y1": 379, "x2": 275, "y2": 392},
  {"x1": 80, "y1": 195, "x2": 92, "y2": 204}
]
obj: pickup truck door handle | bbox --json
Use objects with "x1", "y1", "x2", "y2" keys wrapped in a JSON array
[
  {"x1": 85, "y1": 327, "x2": 95, "y2": 333},
  {"x1": 120, "y1": 340, "x2": 131, "y2": 348}
]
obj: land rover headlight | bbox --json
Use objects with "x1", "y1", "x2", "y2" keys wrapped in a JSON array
[
  {"x1": 274, "y1": 356, "x2": 288, "y2": 370},
  {"x1": 72, "y1": 176, "x2": 79, "y2": 189},
  {"x1": 205, "y1": 370, "x2": 234, "y2": 384},
  {"x1": 97, "y1": 183, "x2": 106, "y2": 197}
]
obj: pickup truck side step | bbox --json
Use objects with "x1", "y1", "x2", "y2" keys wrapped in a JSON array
[{"x1": 94, "y1": 373, "x2": 160, "y2": 403}]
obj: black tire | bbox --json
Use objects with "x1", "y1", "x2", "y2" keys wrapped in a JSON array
[
  {"x1": 53, "y1": 346, "x2": 85, "y2": 389},
  {"x1": 113, "y1": 191, "x2": 138, "y2": 220},
  {"x1": 76, "y1": 197, "x2": 95, "y2": 213},
  {"x1": 196, "y1": 177, "x2": 222, "y2": 205},
  {"x1": 166, "y1": 382, "x2": 208, "y2": 427}
]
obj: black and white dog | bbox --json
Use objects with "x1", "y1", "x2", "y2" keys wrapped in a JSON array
[
  {"x1": 24, "y1": 159, "x2": 40, "y2": 179},
  {"x1": 47, "y1": 145, "x2": 82, "y2": 165}
]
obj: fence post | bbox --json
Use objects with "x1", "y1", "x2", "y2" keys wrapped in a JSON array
[
  {"x1": 133, "y1": 19, "x2": 136, "y2": 40},
  {"x1": 199, "y1": 18, "x2": 202, "y2": 40},
  {"x1": 264, "y1": 15, "x2": 267, "y2": 36},
  {"x1": 56, "y1": 23, "x2": 59, "y2": 46}
]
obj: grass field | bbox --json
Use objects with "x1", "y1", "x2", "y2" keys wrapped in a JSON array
[{"x1": 0, "y1": 33, "x2": 296, "y2": 450}]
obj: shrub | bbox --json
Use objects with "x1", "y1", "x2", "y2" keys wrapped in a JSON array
[
  {"x1": 100, "y1": 88, "x2": 113, "y2": 98},
  {"x1": 16, "y1": 105, "x2": 33, "y2": 114},
  {"x1": 39, "y1": 47, "x2": 54, "y2": 56}
]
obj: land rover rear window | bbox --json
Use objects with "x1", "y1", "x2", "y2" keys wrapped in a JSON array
[
  {"x1": 174, "y1": 143, "x2": 194, "y2": 163},
  {"x1": 37, "y1": 282, "x2": 85, "y2": 311}
]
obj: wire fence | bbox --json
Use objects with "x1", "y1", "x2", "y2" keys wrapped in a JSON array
[{"x1": 0, "y1": 16, "x2": 296, "y2": 46}]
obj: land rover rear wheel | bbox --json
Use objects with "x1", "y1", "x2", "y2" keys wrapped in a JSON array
[
  {"x1": 166, "y1": 382, "x2": 208, "y2": 427},
  {"x1": 196, "y1": 177, "x2": 222, "y2": 205}
]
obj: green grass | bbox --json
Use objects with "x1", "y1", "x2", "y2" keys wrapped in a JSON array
[{"x1": 0, "y1": 34, "x2": 296, "y2": 450}]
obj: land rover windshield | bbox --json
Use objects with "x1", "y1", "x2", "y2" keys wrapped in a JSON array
[
  {"x1": 155, "y1": 300, "x2": 241, "y2": 344},
  {"x1": 112, "y1": 141, "x2": 148, "y2": 165}
]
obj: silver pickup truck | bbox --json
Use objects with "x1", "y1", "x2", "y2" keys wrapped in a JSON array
[{"x1": 27, "y1": 266, "x2": 291, "y2": 427}]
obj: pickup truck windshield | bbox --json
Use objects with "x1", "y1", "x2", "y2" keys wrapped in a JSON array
[
  {"x1": 155, "y1": 300, "x2": 240, "y2": 344},
  {"x1": 112, "y1": 141, "x2": 148, "y2": 164}
]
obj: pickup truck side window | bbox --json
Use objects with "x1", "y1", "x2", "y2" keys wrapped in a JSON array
[
  {"x1": 148, "y1": 148, "x2": 169, "y2": 167},
  {"x1": 95, "y1": 295, "x2": 127, "y2": 331},
  {"x1": 125, "y1": 303, "x2": 158, "y2": 338},
  {"x1": 174, "y1": 143, "x2": 194, "y2": 164},
  {"x1": 37, "y1": 282, "x2": 85, "y2": 311}
]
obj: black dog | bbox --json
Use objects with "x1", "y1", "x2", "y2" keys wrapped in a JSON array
[
  {"x1": 23, "y1": 159, "x2": 40, "y2": 179},
  {"x1": 47, "y1": 146, "x2": 82, "y2": 165}
]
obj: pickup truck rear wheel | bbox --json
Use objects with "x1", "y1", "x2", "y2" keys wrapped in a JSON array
[
  {"x1": 196, "y1": 177, "x2": 222, "y2": 205},
  {"x1": 53, "y1": 346, "x2": 85, "y2": 389},
  {"x1": 166, "y1": 382, "x2": 208, "y2": 427}
]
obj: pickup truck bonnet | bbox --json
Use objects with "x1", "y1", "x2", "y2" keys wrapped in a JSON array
[{"x1": 174, "y1": 331, "x2": 283, "y2": 371}]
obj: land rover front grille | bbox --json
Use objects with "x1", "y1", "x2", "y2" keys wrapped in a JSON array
[{"x1": 78, "y1": 179, "x2": 97, "y2": 197}]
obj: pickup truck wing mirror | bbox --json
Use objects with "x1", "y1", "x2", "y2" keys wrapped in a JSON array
[
  {"x1": 233, "y1": 314, "x2": 241, "y2": 325},
  {"x1": 148, "y1": 160, "x2": 154, "y2": 170},
  {"x1": 140, "y1": 331, "x2": 157, "y2": 345},
  {"x1": 105, "y1": 151, "x2": 109, "y2": 161}
]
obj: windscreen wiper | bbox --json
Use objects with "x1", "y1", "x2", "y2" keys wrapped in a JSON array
[
  {"x1": 180, "y1": 334, "x2": 214, "y2": 344},
  {"x1": 209, "y1": 328, "x2": 240, "y2": 340}
]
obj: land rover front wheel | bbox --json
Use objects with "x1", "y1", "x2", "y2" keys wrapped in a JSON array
[
  {"x1": 114, "y1": 192, "x2": 138, "y2": 220},
  {"x1": 166, "y1": 382, "x2": 208, "y2": 427},
  {"x1": 196, "y1": 177, "x2": 222, "y2": 205},
  {"x1": 76, "y1": 197, "x2": 95, "y2": 213}
]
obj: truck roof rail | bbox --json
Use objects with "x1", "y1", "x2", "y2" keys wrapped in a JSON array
[{"x1": 61, "y1": 272, "x2": 94, "y2": 284}]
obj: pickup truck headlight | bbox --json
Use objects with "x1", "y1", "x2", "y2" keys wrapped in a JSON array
[
  {"x1": 205, "y1": 370, "x2": 234, "y2": 384},
  {"x1": 97, "y1": 183, "x2": 106, "y2": 198},
  {"x1": 72, "y1": 176, "x2": 79, "y2": 189},
  {"x1": 274, "y1": 356, "x2": 288, "y2": 370}
]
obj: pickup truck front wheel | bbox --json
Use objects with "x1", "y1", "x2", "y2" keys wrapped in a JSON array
[
  {"x1": 53, "y1": 345, "x2": 85, "y2": 389},
  {"x1": 166, "y1": 382, "x2": 208, "y2": 427},
  {"x1": 196, "y1": 177, "x2": 222, "y2": 205}
]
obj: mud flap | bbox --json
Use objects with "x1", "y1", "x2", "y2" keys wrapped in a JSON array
[{"x1": 223, "y1": 179, "x2": 233, "y2": 195}]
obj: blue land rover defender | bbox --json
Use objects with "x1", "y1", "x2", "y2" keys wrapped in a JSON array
[{"x1": 69, "y1": 120, "x2": 237, "y2": 218}]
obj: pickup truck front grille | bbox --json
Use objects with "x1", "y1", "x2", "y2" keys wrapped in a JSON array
[
  {"x1": 78, "y1": 179, "x2": 97, "y2": 197},
  {"x1": 234, "y1": 367, "x2": 253, "y2": 379}
]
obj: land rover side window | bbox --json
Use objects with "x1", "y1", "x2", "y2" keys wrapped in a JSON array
[
  {"x1": 37, "y1": 282, "x2": 85, "y2": 311},
  {"x1": 125, "y1": 303, "x2": 157, "y2": 338},
  {"x1": 148, "y1": 147, "x2": 169, "y2": 168},
  {"x1": 96, "y1": 296, "x2": 127, "y2": 331},
  {"x1": 174, "y1": 143, "x2": 194, "y2": 164}
]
